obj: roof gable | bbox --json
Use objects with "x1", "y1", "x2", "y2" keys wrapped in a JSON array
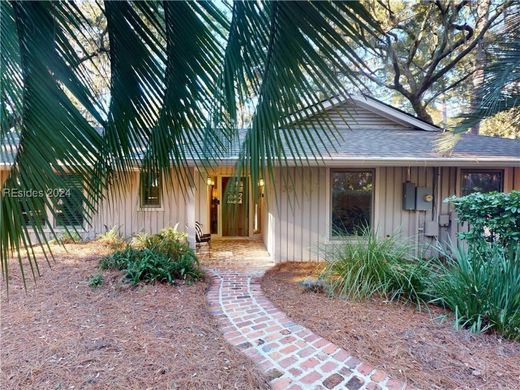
[{"x1": 292, "y1": 95, "x2": 441, "y2": 132}]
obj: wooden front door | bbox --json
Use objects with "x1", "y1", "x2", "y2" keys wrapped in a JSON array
[{"x1": 221, "y1": 176, "x2": 249, "y2": 237}]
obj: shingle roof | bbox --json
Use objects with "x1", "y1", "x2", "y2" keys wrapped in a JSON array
[
  {"x1": 2, "y1": 97, "x2": 519, "y2": 167},
  {"x1": 273, "y1": 128, "x2": 520, "y2": 162}
]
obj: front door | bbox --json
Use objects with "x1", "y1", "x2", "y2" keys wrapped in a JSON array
[{"x1": 221, "y1": 176, "x2": 249, "y2": 236}]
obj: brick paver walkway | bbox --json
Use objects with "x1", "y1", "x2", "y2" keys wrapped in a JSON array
[{"x1": 202, "y1": 241, "x2": 411, "y2": 390}]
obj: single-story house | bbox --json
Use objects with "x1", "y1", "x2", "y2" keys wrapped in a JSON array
[{"x1": 1, "y1": 95, "x2": 519, "y2": 262}]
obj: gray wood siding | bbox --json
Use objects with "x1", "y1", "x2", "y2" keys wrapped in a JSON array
[
  {"x1": 266, "y1": 166, "x2": 519, "y2": 262},
  {"x1": 300, "y1": 101, "x2": 413, "y2": 130},
  {"x1": 89, "y1": 169, "x2": 194, "y2": 239}
]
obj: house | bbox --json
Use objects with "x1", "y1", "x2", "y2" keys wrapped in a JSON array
[{"x1": 1, "y1": 95, "x2": 519, "y2": 262}]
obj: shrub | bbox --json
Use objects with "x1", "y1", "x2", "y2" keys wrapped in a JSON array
[
  {"x1": 125, "y1": 248, "x2": 201, "y2": 285},
  {"x1": 97, "y1": 226, "x2": 125, "y2": 249},
  {"x1": 428, "y1": 243, "x2": 520, "y2": 340},
  {"x1": 321, "y1": 229, "x2": 429, "y2": 302},
  {"x1": 99, "y1": 225, "x2": 201, "y2": 285},
  {"x1": 131, "y1": 232, "x2": 162, "y2": 250},
  {"x1": 446, "y1": 191, "x2": 520, "y2": 253},
  {"x1": 88, "y1": 272, "x2": 104, "y2": 288},
  {"x1": 99, "y1": 246, "x2": 142, "y2": 271},
  {"x1": 50, "y1": 231, "x2": 82, "y2": 245}
]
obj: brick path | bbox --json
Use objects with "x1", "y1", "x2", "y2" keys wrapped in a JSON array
[{"x1": 206, "y1": 267, "x2": 411, "y2": 390}]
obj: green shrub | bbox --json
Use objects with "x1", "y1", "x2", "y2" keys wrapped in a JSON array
[
  {"x1": 428, "y1": 243, "x2": 520, "y2": 340},
  {"x1": 321, "y1": 229, "x2": 429, "y2": 302},
  {"x1": 97, "y1": 226, "x2": 125, "y2": 249},
  {"x1": 88, "y1": 272, "x2": 104, "y2": 288},
  {"x1": 447, "y1": 191, "x2": 520, "y2": 253},
  {"x1": 100, "y1": 246, "x2": 142, "y2": 270},
  {"x1": 99, "y1": 225, "x2": 201, "y2": 285},
  {"x1": 131, "y1": 232, "x2": 162, "y2": 250},
  {"x1": 125, "y1": 248, "x2": 201, "y2": 285}
]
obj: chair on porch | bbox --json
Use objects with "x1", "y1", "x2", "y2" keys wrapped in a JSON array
[{"x1": 195, "y1": 221, "x2": 211, "y2": 246}]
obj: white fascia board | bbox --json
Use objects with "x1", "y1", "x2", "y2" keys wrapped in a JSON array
[{"x1": 349, "y1": 96, "x2": 441, "y2": 132}]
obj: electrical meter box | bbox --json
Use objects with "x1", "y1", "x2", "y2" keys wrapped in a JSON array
[
  {"x1": 416, "y1": 187, "x2": 433, "y2": 211},
  {"x1": 403, "y1": 182, "x2": 416, "y2": 210}
]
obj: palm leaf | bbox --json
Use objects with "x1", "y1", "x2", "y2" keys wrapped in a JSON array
[
  {"x1": 1, "y1": 1, "x2": 105, "y2": 287},
  {"x1": 1, "y1": 0, "x2": 379, "y2": 286},
  {"x1": 458, "y1": 11, "x2": 520, "y2": 131}
]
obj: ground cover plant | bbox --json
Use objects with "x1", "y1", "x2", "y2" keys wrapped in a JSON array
[
  {"x1": 97, "y1": 226, "x2": 201, "y2": 285},
  {"x1": 427, "y1": 243, "x2": 520, "y2": 340},
  {"x1": 96, "y1": 226, "x2": 125, "y2": 249},
  {"x1": 321, "y1": 229, "x2": 430, "y2": 303},
  {"x1": 321, "y1": 206, "x2": 520, "y2": 341}
]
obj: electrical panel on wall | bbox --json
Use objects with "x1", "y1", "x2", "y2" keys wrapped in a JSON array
[
  {"x1": 402, "y1": 182, "x2": 416, "y2": 210},
  {"x1": 416, "y1": 187, "x2": 434, "y2": 211}
]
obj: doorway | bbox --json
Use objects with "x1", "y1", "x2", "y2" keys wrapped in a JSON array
[{"x1": 221, "y1": 176, "x2": 249, "y2": 237}]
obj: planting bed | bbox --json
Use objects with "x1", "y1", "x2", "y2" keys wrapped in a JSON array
[
  {"x1": 1, "y1": 243, "x2": 267, "y2": 389},
  {"x1": 262, "y1": 262, "x2": 520, "y2": 390}
]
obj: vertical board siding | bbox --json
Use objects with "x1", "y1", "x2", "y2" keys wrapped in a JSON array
[
  {"x1": 267, "y1": 165, "x2": 520, "y2": 262},
  {"x1": 269, "y1": 167, "x2": 327, "y2": 262},
  {"x1": 89, "y1": 169, "x2": 193, "y2": 238}
]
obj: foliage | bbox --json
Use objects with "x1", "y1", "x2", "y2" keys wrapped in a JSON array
[
  {"x1": 479, "y1": 108, "x2": 520, "y2": 139},
  {"x1": 357, "y1": 0, "x2": 513, "y2": 124},
  {"x1": 99, "y1": 246, "x2": 140, "y2": 271},
  {"x1": 99, "y1": 226, "x2": 201, "y2": 285},
  {"x1": 321, "y1": 229, "x2": 429, "y2": 303},
  {"x1": 459, "y1": 10, "x2": 520, "y2": 131},
  {"x1": 0, "y1": 0, "x2": 379, "y2": 283},
  {"x1": 88, "y1": 272, "x2": 104, "y2": 288},
  {"x1": 51, "y1": 231, "x2": 83, "y2": 245},
  {"x1": 446, "y1": 191, "x2": 520, "y2": 253},
  {"x1": 124, "y1": 248, "x2": 200, "y2": 285},
  {"x1": 97, "y1": 226, "x2": 124, "y2": 249},
  {"x1": 427, "y1": 243, "x2": 520, "y2": 340}
]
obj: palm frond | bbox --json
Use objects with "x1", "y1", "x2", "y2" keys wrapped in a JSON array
[
  {"x1": 1, "y1": 1, "x2": 104, "y2": 286},
  {"x1": 1, "y1": 0, "x2": 380, "y2": 286},
  {"x1": 458, "y1": 11, "x2": 520, "y2": 131}
]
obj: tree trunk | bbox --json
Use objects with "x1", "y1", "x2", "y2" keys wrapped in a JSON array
[
  {"x1": 410, "y1": 97, "x2": 434, "y2": 124},
  {"x1": 469, "y1": 0, "x2": 491, "y2": 135}
]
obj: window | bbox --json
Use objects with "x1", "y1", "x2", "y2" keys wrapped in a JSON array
[
  {"x1": 331, "y1": 170, "x2": 373, "y2": 236},
  {"x1": 22, "y1": 200, "x2": 47, "y2": 226},
  {"x1": 55, "y1": 175, "x2": 83, "y2": 227},
  {"x1": 140, "y1": 171, "x2": 162, "y2": 208},
  {"x1": 461, "y1": 170, "x2": 503, "y2": 196}
]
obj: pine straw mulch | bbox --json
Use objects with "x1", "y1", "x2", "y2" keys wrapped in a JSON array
[
  {"x1": 261, "y1": 262, "x2": 520, "y2": 390},
  {"x1": 1, "y1": 243, "x2": 268, "y2": 390}
]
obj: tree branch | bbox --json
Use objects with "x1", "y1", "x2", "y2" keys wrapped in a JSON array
[
  {"x1": 425, "y1": 0, "x2": 512, "y2": 92},
  {"x1": 424, "y1": 68, "x2": 477, "y2": 106}
]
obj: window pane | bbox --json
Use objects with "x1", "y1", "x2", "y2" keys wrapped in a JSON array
[
  {"x1": 462, "y1": 171, "x2": 503, "y2": 196},
  {"x1": 331, "y1": 171, "x2": 373, "y2": 236},
  {"x1": 141, "y1": 172, "x2": 161, "y2": 207},
  {"x1": 56, "y1": 176, "x2": 83, "y2": 226}
]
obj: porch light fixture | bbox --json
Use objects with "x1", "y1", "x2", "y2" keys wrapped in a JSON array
[
  {"x1": 258, "y1": 179, "x2": 265, "y2": 187},
  {"x1": 207, "y1": 178, "x2": 215, "y2": 186}
]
